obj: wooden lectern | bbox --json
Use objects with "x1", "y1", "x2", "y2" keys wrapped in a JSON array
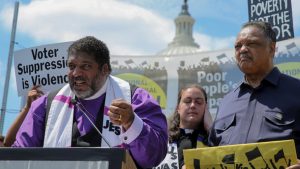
[{"x1": 0, "y1": 147, "x2": 136, "y2": 169}]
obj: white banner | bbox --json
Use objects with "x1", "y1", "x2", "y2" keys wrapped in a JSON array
[{"x1": 13, "y1": 38, "x2": 300, "y2": 116}]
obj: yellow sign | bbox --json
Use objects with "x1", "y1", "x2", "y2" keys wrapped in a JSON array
[
  {"x1": 276, "y1": 62, "x2": 300, "y2": 79},
  {"x1": 184, "y1": 140, "x2": 297, "y2": 169},
  {"x1": 116, "y1": 73, "x2": 167, "y2": 109}
]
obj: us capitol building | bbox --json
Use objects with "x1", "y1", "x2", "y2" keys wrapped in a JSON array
[{"x1": 110, "y1": 0, "x2": 230, "y2": 116}]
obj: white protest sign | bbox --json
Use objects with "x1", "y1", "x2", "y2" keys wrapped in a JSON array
[
  {"x1": 153, "y1": 143, "x2": 179, "y2": 169},
  {"x1": 14, "y1": 41, "x2": 72, "y2": 96}
]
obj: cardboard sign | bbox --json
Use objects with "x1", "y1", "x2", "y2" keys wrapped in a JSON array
[{"x1": 184, "y1": 140, "x2": 297, "y2": 169}]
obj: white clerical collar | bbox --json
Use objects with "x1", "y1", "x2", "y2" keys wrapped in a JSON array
[
  {"x1": 84, "y1": 77, "x2": 108, "y2": 100},
  {"x1": 183, "y1": 128, "x2": 194, "y2": 134}
]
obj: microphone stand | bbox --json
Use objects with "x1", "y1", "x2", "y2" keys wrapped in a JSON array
[{"x1": 72, "y1": 100, "x2": 112, "y2": 148}]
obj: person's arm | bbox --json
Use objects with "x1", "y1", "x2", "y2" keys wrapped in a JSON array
[
  {"x1": 286, "y1": 160, "x2": 300, "y2": 169},
  {"x1": 120, "y1": 88, "x2": 168, "y2": 168},
  {"x1": 4, "y1": 86, "x2": 43, "y2": 147},
  {"x1": 108, "y1": 87, "x2": 168, "y2": 168},
  {"x1": 11, "y1": 94, "x2": 47, "y2": 147},
  {"x1": 3, "y1": 107, "x2": 30, "y2": 147}
]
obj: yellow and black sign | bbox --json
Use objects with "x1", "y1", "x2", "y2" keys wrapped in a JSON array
[{"x1": 184, "y1": 140, "x2": 297, "y2": 169}]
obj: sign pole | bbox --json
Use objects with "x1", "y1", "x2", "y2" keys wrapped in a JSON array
[{"x1": 0, "y1": 1, "x2": 19, "y2": 135}]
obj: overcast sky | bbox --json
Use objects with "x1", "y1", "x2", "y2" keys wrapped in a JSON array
[{"x1": 0, "y1": 0, "x2": 300, "y2": 134}]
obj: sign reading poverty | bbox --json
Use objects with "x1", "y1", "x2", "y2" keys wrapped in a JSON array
[
  {"x1": 183, "y1": 140, "x2": 297, "y2": 169},
  {"x1": 13, "y1": 38, "x2": 300, "y2": 116},
  {"x1": 248, "y1": 0, "x2": 294, "y2": 41}
]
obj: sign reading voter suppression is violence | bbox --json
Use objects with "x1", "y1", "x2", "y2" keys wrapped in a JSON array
[{"x1": 14, "y1": 42, "x2": 72, "y2": 96}]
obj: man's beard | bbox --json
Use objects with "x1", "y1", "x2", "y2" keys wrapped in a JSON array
[{"x1": 69, "y1": 73, "x2": 102, "y2": 99}]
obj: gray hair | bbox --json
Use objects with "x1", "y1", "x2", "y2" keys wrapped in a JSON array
[{"x1": 242, "y1": 21, "x2": 276, "y2": 43}]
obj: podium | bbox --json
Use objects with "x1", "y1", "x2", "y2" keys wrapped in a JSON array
[{"x1": 0, "y1": 147, "x2": 137, "y2": 169}]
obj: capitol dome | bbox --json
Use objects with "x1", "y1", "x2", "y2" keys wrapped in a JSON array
[
  {"x1": 157, "y1": 0, "x2": 200, "y2": 56},
  {"x1": 158, "y1": 46, "x2": 200, "y2": 56}
]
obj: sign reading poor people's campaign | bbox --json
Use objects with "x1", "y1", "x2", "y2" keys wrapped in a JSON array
[{"x1": 14, "y1": 42, "x2": 72, "y2": 96}]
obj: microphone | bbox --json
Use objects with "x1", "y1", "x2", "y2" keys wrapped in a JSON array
[{"x1": 71, "y1": 98, "x2": 112, "y2": 148}]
